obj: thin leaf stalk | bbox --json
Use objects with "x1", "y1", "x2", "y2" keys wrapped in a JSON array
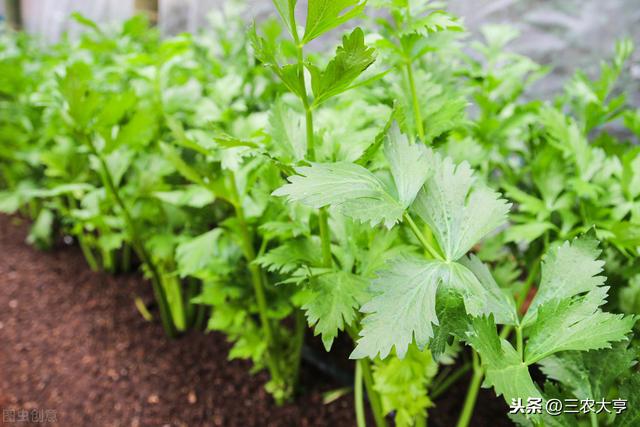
[
  {"x1": 82, "y1": 133, "x2": 176, "y2": 337},
  {"x1": 456, "y1": 351, "x2": 483, "y2": 427},
  {"x1": 347, "y1": 325, "x2": 388, "y2": 427},
  {"x1": 228, "y1": 173, "x2": 285, "y2": 395},
  {"x1": 403, "y1": 212, "x2": 443, "y2": 261},
  {"x1": 66, "y1": 195, "x2": 99, "y2": 271},
  {"x1": 355, "y1": 360, "x2": 366, "y2": 427},
  {"x1": 406, "y1": 62, "x2": 425, "y2": 142},
  {"x1": 361, "y1": 357, "x2": 388, "y2": 427},
  {"x1": 430, "y1": 362, "x2": 472, "y2": 399},
  {"x1": 402, "y1": 1, "x2": 425, "y2": 142}
]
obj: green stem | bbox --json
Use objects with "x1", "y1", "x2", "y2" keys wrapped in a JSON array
[
  {"x1": 290, "y1": 309, "x2": 306, "y2": 393},
  {"x1": 355, "y1": 360, "x2": 366, "y2": 427},
  {"x1": 292, "y1": 26, "x2": 333, "y2": 269},
  {"x1": 406, "y1": 62, "x2": 425, "y2": 141},
  {"x1": 121, "y1": 243, "x2": 132, "y2": 272},
  {"x1": 78, "y1": 236, "x2": 99, "y2": 272},
  {"x1": 347, "y1": 326, "x2": 387, "y2": 427},
  {"x1": 83, "y1": 133, "x2": 175, "y2": 337},
  {"x1": 318, "y1": 207, "x2": 332, "y2": 266},
  {"x1": 403, "y1": 212, "x2": 443, "y2": 260},
  {"x1": 361, "y1": 357, "x2": 388, "y2": 427},
  {"x1": 456, "y1": 351, "x2": 483, "y2": 427},
  {"x1": 590, "y1": 411, "x2": 599, "y2": 427},
  {"x1": 499, "y1": 260, "x2": 541, "y2": 340},
  {"x1": 431, "y1": 362, "x2": 472, "y2": 399},
  {"x1": 229, "y1": 174, "x2": 284, "y2": 395},
  {"x1": 66, "y1": 195, "x2": 99, "y2": 271}
]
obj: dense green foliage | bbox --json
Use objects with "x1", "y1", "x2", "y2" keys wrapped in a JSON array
[{"x1": 1, "y1": 1, "x2": 639, "y2": 425}]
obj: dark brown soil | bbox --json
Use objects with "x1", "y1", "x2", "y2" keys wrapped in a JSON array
[{"x1": 0, "y1": 214, "x2": 511, "y2": 426}]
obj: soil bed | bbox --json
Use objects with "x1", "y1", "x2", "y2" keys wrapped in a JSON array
[{"x1": 0, "y1": 214, "x2": 510, "y2": 426}]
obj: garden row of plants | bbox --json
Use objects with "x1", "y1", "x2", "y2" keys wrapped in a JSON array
[{"x1": 1, "y1": 1, "x2": 639, "y2": 425}]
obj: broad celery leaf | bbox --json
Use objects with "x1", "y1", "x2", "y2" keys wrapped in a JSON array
[
  {"x1": 268, "y1": 99, "x2": 306, "y2": 162},
  {"x1": 298, "y1": 271, "x2": 369, "y2": 350},
  {"x1": 412, "y1": 154, "x2": 511, "y2": 261},
  {"x1": 273, "y1": 162, "x2": 404, "y2": 227},
  {"x1": 522, "y1": 238, "x2": 606, "y2": 325},
  {"x1": 538, "y1": 344, "x2": 636, "y2": 401},
  {"x1": 524, "y1": 288, "x2": 635, "y2": 364},
  {"x1": 302, "y1": 0, "x2": 366, "y2": 44},
  {"x1": 351, "y1": 252, "x2": 512, "y2": 360},
  {"x1": 350, "y1": 256, "x2": 492, "y2": 359},
  {"x1": 273, "y1": 126, "x2": 431, "y2": 228},
  {"x1": 350, "y1": 257, "x2": 446, "y2": 359},
  {"x1": 175, "y1": 229, "x2": 240, "y2": 279},
  {"x1": 384, "y1": 123, "x2": 432, "y2": 207},
  {"x1": 350, "y1": 152, "x2": 514, "y2": 359},
  {"x1": 255, "y1": 237, "x2": 322, "y2": 274},
  {"x1": 308, "y1": 27, "x2": 375, "y2": 106},
  {"x1": 466, "y1": 316, "x2": 542, "y2": 403},
  {"x1": 459, "y1": 255, "x2": 518, "y2": 325}
]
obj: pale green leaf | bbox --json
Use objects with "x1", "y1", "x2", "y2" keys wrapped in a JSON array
[
  {"x1": 523, "y1": 238, "x2": 606, "y2": 325},
  {"x1": 302, "y1": 0, "x2": 366, "y2": 44},
  {"x1": 373, "y1": 345, "x2": 437, "y2": 426},
  {"x1": 300, "y1": 271, "x2": 369, "y2": 350},
  {"x1": 466, "y1": 316, "x2": 541, "y2": 403},
  {"x1": 255, "y1": 237, "x2": 322, "y2": 274},
  {"x1": 308, "y1": 27, "x2": 375, "y2": 105},
  {"x1": 153, "y1": 185, "x2": 215, "y2": 208},
  {"x1": 524, "y1": 289, "x2": 635, "y2": 364},
  {"x1": 538, "y1": 344, "x2": 636, "y2": 401},
  {"x1": 384, "y1": 123, "x2": 432, "y2": 207},
  {"x1": 350, "y1": 257, "x2": 446, "y2": 359},
  {"x1": 459, "y1": 255, "x2": 518, "y2": 325},
  {"x1": 272, "y1": 162, "x2": 404, "y2": 228},
  {"x1": 412, "y1": 154, "x2": 511, "y2": 261},
  {"x1": 268, "y1": 99, "x2": 306, "y2": 162}
]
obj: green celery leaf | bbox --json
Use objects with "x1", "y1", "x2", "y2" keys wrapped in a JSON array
[
  {"x1": 524, "y1": 288, "x2": 635, "y2": 364},
  {"x1": 523, "y1": 238, "x2": 605, "y2": 325},
  {"x1": 268, "y1": 99, "x2": 306, "y2": 162},
  {"x1": 299, "y1": 271, "x2": 369, "y2": 350},
  {"x1": 538, "y1": 343, "x2": 636, "y2": 401},
  {"x1": 459, "y1": 255, "x2": 518, "y2": 325},
  {"x1": 384, "y1": 123, "x2": 432, "y2": 207},
  {"x1": 466, "y1": 316, "x2": 542, "y2": 403},
  {"x1": 308, "y1": 27, "x2": 375, "y2": 105},
  {"x1": 350, "y1": 257, "x2": 446, "y2": 359},
  {"x1": 412, "y1": 154, "x2": 511, "y2": 261},
  {"x1": 273, "y1": 125, "x2": 431, "y2": 228},
  {"x1": 302, "y1": 0, "x2": 366, "y2": 44},
  {"x1": 399, "y1": 11, "x2": 464, "y2": 36},
  {"x1": 429, "y1": 288, "x2": 469, "y2": 358},
  {"x1": 350, "y1": 256, "x2": 494, "y2": 359},
  {"x1": 272, "y1": 0, "x2": 298, "y2": 37},
  {"x1": 255, "y1": 237, "x2": 323, "y2": 274},
  {"x1": 273, "y1": 162, "x2": 404, "y2": 228}
]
